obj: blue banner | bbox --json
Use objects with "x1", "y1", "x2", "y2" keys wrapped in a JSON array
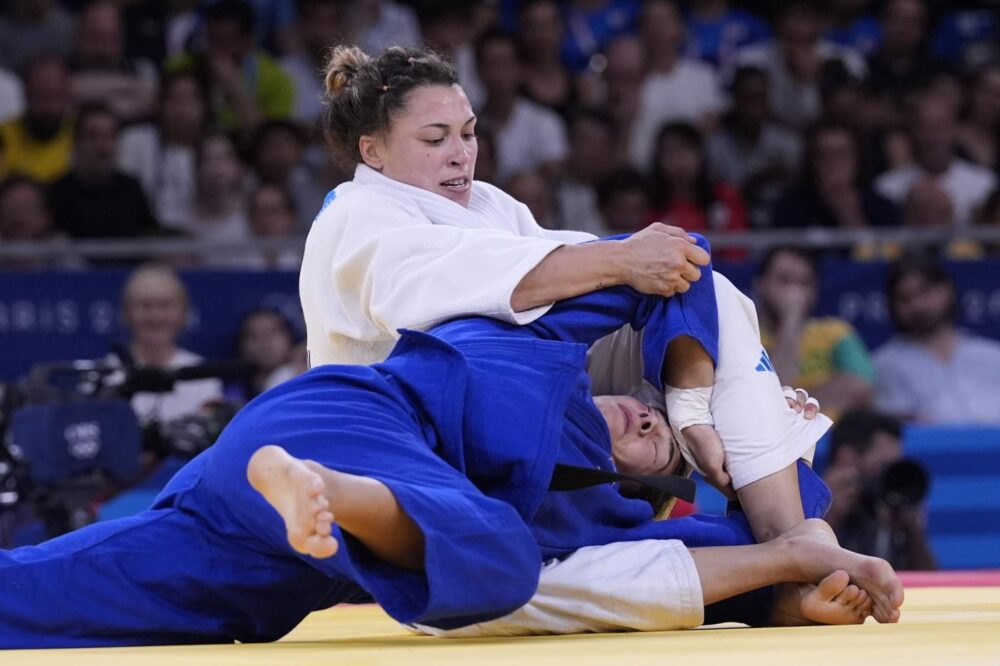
[
  {"x1": 2, "y1": 260, "x2": 1000, "y2": 380},
  {"x1": 0, "y1": 270, "x2": 301, "y2": 380}
]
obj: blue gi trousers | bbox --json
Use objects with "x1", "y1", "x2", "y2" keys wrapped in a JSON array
[{"x1": 0, "y1": 366, "x2": 542, "y2": 648}]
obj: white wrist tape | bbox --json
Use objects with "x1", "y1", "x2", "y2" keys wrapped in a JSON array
[
  {"x1": 663, "y1": 385, "x2": 714, "y2": 431},
  {"x1": 664, "y1": 385, "x2": 714, "y2": 477}
]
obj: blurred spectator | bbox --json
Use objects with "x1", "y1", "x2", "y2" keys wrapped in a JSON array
[
  {"x1": 419, "y1": 1, "x2": 486, "y2": 110},
  {"x1": 823, "y1": 409, "x2": 936, "y2": 571},
  {"x1": 755, "y1": 246, "x2": 876, "y2": 417},
  {"x1": 504, "y1": 169, "x2": 556, "y2": 229},
  {"x1": 349, "y1": 0, "x2": 422, "y2": 54},
  {"x1": 206, "y1": 0, "x2": 298, "y2": 54},
  {"x1": 476, "y1": 29, "x2": 568, "y2": 183},
  {"x1": 769, "y1": 121, "x2": 899, "y2": 232},
  {"x1": 900, "y1": 178, "x2": 984, "y2": 259},
  {"x1": 628, "y1": 0, "x2": 725, "y2": 169},
  {"x1": 244, "y1": 183, "x2": 302, "y2": 269},
  {"x1": 121, "y1": 0, "x2": 201, "y2": 64},
  {"x1": 956, "y1": 62, "x2": 1000, "y2": 172},
  {"x1": 735, "y1": 1, "x2": 867, "y2": 131},
  {"x1": 118, "y1": 71, "x2": 207, "y2": 231},
  {"x1": 231, "y1": 307, "x2": 300, "y2": 402},
  {"x1": 48, "y1": 103, "x2": 159, "y2": 240},
  {"x1": 110, "y1": 263, "x2": 224, "y2": 426},
  {"x1": 0, "y1": 175, "x2": 79, "y2": 269},
  {"x1": 824, "y1": 0, "x2": 882, "y2": 56},
  {"x1": 587, "y1": 35, "x2": 644, "y2": 168},
  {"x1": 595, "y1": 167, "x2": 650, "y2": 232},
  {"x1": 282, "y1": 0, "x2": 346, "y2": 127},
  {"x1": 517, "y1": 0, "x2": 576, "y2": 116},
  {"x1": 561, "y1": 0, "x2": 641, "y2": 73},
  {"x1": 0, "y1": 176, "x2": 52, "y2": 241},
  {"x1": 0, "y1": 0, "x2": 73, "y2": 71},
  {"x1": 683, "y1": 0, "x2": 770, "y2": 72},
  {"x1": 932, "y1": 4, "x2": 999, "y2": 70},
  {"x1": 471, "y1": 123, "x2": 498, "y2": 185},
  {"x1": 187, "y1": 132, "x2": 251, "y2": 249},
  {"x1": 974, "y1": 187, "x2": 1000, "y2": 255},
  {"x1": 167, "y1": 0, "x2": 294, "y2": 136},
  {"x1": 554, "y1": 109, "x2": 615, "y2": 235},
  {"x1": 875, "y1": 93, "x2": 996, "y2": 227},
  {"x1": 250, "y1": 120, "x2": 325, "y2": 231},
  {"x1": 706, "y1": 66, "x2": 801, "y2": 226},
  {"x1": 0, "y1": 54, "x2": 73, "y2": 184},
  {"x1": 0, "y1": 65, "x2": 24, "y2": 124},
  {"x1": 866, "y1": 0, "x2": 949, "y2": 113},
  {"x1": 875, "y1": 253, "x2": 1000, "y2": 424},
  {"x1": 69, "y1": 0, "x2": 158, "y2": 124},
  {"x1": 647, "y1": 122, "x2": 748, "y2": 241}
]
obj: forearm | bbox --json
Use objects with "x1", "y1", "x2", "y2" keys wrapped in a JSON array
[{"x1": 510, "y1": 241, "x2": 627, "y2": 312}]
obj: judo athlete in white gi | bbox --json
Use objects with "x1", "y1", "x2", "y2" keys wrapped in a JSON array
[{"x1": 296, "y1": 46, "x2": 902, "y2": 634}]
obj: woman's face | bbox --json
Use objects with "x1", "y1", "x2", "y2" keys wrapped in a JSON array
[
  {"x1": 361, "y1": 84, "x2": 478, "y2": 207},
  {"x1": 657, "y1": 135, "x2": 702, "y2": 186},
  {"x1": 594, "y1": 395, "x2": 681, "y2": 477},
  {"x1": 162, "y1": 76, "x2": 205, "y2": 143},
  {"x1": 241, "y1": 312, "x2": 293, "y2": 371},
  {"x1": 123, "y1": 275, "x2": 188, "y2": 351},
  {"x1": 199, "y1": 135, "x2": 243, "y2": 196}
]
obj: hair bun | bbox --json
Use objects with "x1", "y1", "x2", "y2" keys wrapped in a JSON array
[{"x1": 324, "y1": 45, "x2": 372, "y2": 96}]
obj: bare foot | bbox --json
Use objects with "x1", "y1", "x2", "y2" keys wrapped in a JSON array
[
  {"x1": 772, "y1": 572, "x2": 874, "y2": 626},
  {"x1": 247, "y1": 445, "x2": 339, "y2": 559},
  {"x1": 776, "y1": 519, "x2": 904, "y2": 624}
]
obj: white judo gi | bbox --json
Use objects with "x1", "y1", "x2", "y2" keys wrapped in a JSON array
[{"x1": 300, "y1": 167, "x2": 831, "y2": 636}]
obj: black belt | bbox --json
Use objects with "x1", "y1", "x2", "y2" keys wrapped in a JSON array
[{"x1": 548, "y1": 463, "x2": 696, "y2": 503}]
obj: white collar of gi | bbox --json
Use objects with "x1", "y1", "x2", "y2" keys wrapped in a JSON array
[{"x1": 352, "y1": 164, "x2": 497, "y2": 230}]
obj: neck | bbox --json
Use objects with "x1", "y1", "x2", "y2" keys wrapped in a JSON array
[
  {"x1": 76, "y1": 166, "x2": 115, "y2": 186},
  {"x1": 693, "y1": 0, "x2": 727, "y2": 20},
  {"x1": 199, "y1": 193, "x2": 240, "y2": 217},
  {"x1": 131, "y1": 342, "x2": 177, "y2": 368},
  {"x1": 910, "y1": 325, "x2": 957, "y2": 358}
]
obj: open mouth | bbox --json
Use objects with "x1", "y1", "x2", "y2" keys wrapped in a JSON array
[{"x1": 440, "y1": 177, "x2": 469, "y2": 191}]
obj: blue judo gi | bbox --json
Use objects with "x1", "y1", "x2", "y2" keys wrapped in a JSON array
[{"x1": 0, "y1": 239, "x2": 830, "y2": 648}]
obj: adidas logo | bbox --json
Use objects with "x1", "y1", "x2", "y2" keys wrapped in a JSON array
[{"x1": 755, "y1": 349, "x2": 775, "y2": 373}]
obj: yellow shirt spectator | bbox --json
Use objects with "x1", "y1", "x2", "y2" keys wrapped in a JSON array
[{"x1": 0, "y1": 117, "x2": 73, "y2": 184}]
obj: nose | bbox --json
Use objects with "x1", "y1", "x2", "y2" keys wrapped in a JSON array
[
  {"x1": 448, "y1": 137, "x2": 472, "y2": 166},
  {"x1": 638, "y1": 406, "x2": 655, "y2": 435}
]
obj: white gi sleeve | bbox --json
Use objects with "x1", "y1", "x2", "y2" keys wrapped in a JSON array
[{"x1": 412, "y1": 540, "x2": 704, "y2": 637}]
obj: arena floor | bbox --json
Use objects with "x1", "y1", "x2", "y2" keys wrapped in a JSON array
[{"x1": 7, "y1": 577, "x2": 1000, "y2": 664}]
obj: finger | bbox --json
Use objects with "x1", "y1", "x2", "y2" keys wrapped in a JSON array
[
  {"x1": 682, "y1": 242, "x2": 711, "y2": 266},
  {"x1": 672, "y1": 279, "x2": 691, "y2": 294},
  {"x1": 804, "y1": 396, "x2": 820, "y2": 419},
  {"x1": 678, "y1": 261, "x2": 702, "y2": 283},
  {"x1": 794, "y1": 388, "x2": 809, "y2": 410},
  {"x1": 783, "y1": 387, "x2": 802, "y2": 412},
  {"x1": 648, "y1": 223, "x2": 691, "y2": 239}
]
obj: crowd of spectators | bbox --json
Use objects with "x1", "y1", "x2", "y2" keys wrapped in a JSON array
[{"x1": 0, "y1": 0, "x2": 996, "y2": 263}]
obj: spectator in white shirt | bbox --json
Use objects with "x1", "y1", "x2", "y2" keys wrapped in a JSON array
[
  {"x1": 475, "y1": 28, "x2": 569, "y2": 183},
  {"x1": 629, "y1": 0, "x2": 725, "y2": 168},
  {"x1": 875, "y1": 92, "x2": 996, "y2": 226}
]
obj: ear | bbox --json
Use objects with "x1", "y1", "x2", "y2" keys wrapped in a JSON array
[{"x1": 358, "y1": 135, "x2": 384, "y2": 171}]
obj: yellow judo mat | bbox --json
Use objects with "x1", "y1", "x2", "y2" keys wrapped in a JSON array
[{"x1": 6, "y1": 586, "x2": 1000, "y2": 665}]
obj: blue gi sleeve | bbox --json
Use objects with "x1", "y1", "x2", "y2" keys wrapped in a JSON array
[{"x1": 520, "y1": 234, "x2": 719, "y2": 391}]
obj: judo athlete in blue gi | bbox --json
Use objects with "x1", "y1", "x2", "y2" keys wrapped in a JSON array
[{"x1": 0, "y1": 247, "x2": 902, "y2": 649}]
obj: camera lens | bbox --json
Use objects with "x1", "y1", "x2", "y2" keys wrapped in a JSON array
[{"x1": 881, "y1": 459, "x2": 929, "y2": 508}]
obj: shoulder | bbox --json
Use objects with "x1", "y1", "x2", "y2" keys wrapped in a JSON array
[
  {"x1": 171, "y1": 349, "x2": 205, "y2": 367},
  {"x1": 958, "y1": 333, "x2": 1000, "y2": 357},
  {"x1": 951, "y1": 160, "x2": 997, "y2": 187}
]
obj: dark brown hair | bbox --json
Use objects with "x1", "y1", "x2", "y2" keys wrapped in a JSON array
[{"x1": 322, "y1": 45, "x2": 459, "y2": 165}]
